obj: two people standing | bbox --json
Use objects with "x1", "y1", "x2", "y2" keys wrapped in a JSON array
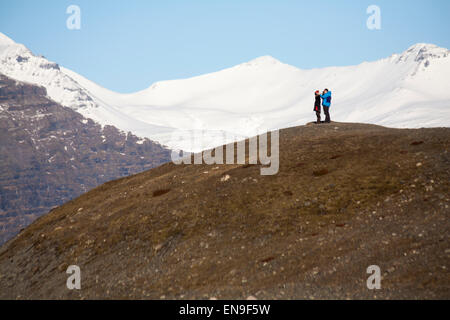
[{"x1": 314, "y1": 89, "x2": 332, "y2": 124}]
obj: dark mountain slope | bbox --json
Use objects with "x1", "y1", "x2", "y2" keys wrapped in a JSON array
[
  {"x1": 0, "y1": 74, "x2": 171, "y2": 245},
  {"x1": 0, "y1": 122, "x2": 448, "y2": 299}
]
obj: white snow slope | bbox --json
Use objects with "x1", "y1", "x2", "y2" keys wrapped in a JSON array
[{"x1": 1, "y1": 32, "x2": 449, "y2": 151}]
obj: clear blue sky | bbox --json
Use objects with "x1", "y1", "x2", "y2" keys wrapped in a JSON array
[{"x1": 1, "y1": 0, "x2": 449, "y2": 93}]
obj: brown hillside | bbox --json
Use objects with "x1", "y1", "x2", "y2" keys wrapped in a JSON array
[{"x1": 0, "y1": 123, "x2": 449, "y2": 299}]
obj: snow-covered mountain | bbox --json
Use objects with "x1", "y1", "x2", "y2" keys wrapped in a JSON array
[{"x1": 1, "y1": 32, "x2": 449, "y2": 151}]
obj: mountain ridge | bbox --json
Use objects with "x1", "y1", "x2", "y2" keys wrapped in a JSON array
[{"x1": 0, "y1": 32, "x2": 449, "y2": 152}]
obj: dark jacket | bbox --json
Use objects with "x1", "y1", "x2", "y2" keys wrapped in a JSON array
[{"x1": 314, "y1": 94, "x2": 321, "y2": 112}]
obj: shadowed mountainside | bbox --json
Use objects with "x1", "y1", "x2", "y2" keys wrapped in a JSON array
[
  {"x1": 0, "y1": 122, "x2": 448, "y2": 299},
  {"x1": 0, "y1": 74, "x2": 171, "y2": 245}
]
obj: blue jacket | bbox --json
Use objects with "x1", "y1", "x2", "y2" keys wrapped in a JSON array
[{"x1": 320, "y1": 91, "x2": 332, "y2": 107}]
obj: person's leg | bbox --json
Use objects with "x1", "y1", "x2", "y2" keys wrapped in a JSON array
[
  {"x1": 324, "y1": 107, "x2": 330, "y2": 123},
  {"x1": 316, "y1": 111, "x2": 321, "y2": 124}
]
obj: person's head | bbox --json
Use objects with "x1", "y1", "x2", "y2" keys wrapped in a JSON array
[
  {"x1": 323, "y1": 89, "x2": 329, "y2": 93},
  {"x1": 315, "y1": 90, "x2": 320, "y2": 95}
]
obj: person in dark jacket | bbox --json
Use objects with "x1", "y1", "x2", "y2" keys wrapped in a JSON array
[
  {"x1": 320, "y1": 89, "x2": 332, "y2": 123},
  {"x1": 314, "y1": 90, "x2": 321, "y2": 124}
]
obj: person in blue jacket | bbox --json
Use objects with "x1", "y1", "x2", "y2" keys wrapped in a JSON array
[{"x1": 320, "y1": 89, "x2": 332, "y2": 123}]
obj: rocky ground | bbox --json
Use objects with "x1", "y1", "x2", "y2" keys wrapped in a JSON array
[
  {"x1": 0, "y1": 122, "x2": 448, "y2": 299},
  {"x1": 0, "y1": 74, "x2": 171, "y2": 245}
]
